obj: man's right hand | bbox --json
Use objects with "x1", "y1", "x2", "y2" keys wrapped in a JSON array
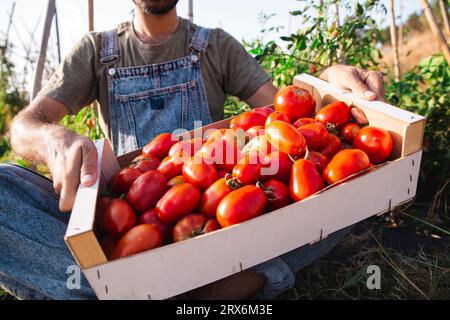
[
  {"x1": 47, "y1": 131, "x2": 98, "y2": 211},
  {"x1": 11, "y1": 95, "x2": 98, "y2": 212}
]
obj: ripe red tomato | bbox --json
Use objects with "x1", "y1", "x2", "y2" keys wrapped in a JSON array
[
  {"x1": 156, "y1": 183, "x2": 201, "y2": 224},
  {"x1": 157, "y1": 156, "x2": 184, "y2": 180},
  {"x1": 242, "y1": 135, "x2": 274, "y2": 161},
  {"x1": 111, "y1": 224, "x2": 162, "y2": 259},
  {"x1": 138, "y1": 208, "x2": 172, "y2": 242},
  {"x1": 130, "y1": 154, "x2": 160, "y2": 173},
  {"x1": 245, "y1": 125, "x2": 265, "y2": 141},
  {"x1": 261, "y1": 151, "x2": 293, "y2": 184},
  {"x1": 216, "y1": 185, "x2": 267, "y2": 228},
  {"x1": 172, "y1": 214, "x2": 220, "y2": 242},
  {"x1": 110, "y1": 167, "x2": 142, "y2": 196},
  {"x1": 251, "y1": 106, "x2": 274, "y2": 118},
  {"x1": 199, "y1": 178, "x2": 234, "y2": 218},
  {"x1": 353, "y1": 126, "x2": 393, "y2": 164},
  {"x1": 297, "y1": 123, "x2": 330, "y2": 150},
  {"x1": 167, "y1": 175, "x2": 185, "y2": 188},
  {"x1": 142, "y1": 133, "x2": 178, "y2": 160},
  {"x1": 265, "y1": 111, "x2": 290, "y2": 127},
  {"x1": 199, "y1": 137, "x2": 242, "y2": 172},
  {"x1": 232, "y1": 154, "x2": 263, "y2": 185},
  {"x1": 104, "y1": 198, "x2": 137, "y2": 236},
  {"x1": 265, "y1": 121, "x2": 306, "y2": 156},
  {"x1": 306, "y1": 150, "x2": 329, "y2": 171},
  {"x1": 168, "y1": 137, "x2": 203, "y2": 159},
  {"x1": 340, "y1": 123, "x2": 361, "y2": 144},
  {"x1": 319, "y1": 134, "x2": 342, "y2": 158},
  {"x1": 315, "y1": 101, "x2": 351, "y2": 129},
  {"x1": 293, "y1": 117, "x2": 317, "y2": 128},
  {"x1": 323, "y1": 149, "x2": 370, "y2": 184},
  {"x1": 261, "y1": 179, "x2": 290, "y2": 212},
  {"x1": 230, "y1": 111, "x2": 266, "y2": 131},
  {"x1": 182, "y1": 156, "x2": 218, "y2": 191},
  {"x1": 350, "y1": 107, "x2": 369, "y2": 125},
  {"x1": 274, "y1": 86, "x2": 316, "y2": 122},
  {"x1": 127, "y1": 170, "x2": 168, "y2": 213},
  {"x1": 290, "y1": 159, "x2": 326, "y2": 201}
]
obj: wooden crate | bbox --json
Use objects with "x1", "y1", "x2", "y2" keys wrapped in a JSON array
[{"x1": 65, "y1": 74, "x2": 425, "y2": 300}]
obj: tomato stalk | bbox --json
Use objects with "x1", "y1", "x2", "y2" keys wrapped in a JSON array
[
  {"x1": 224, "y1": 173, "x2": 242, "y2": 190},
  {"x1": 256, "y1": 181, "x2": 283, "y2": 201}
]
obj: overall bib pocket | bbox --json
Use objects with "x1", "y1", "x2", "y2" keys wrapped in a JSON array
[{"x1": 117, "y1": 80, "x2": 200, "y2": 149}]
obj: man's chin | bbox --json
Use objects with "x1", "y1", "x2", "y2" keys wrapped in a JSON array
[{"x1": 136, "y1": 0, "x2": 179, "y2": 15}]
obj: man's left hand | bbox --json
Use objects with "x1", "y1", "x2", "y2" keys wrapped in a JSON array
[{"x1": 319, "y1": 65, "x2": 385, "y2": 101}]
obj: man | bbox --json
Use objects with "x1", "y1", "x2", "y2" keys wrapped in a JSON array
[{"x1": 0, "y1": 0, "x2": 384, "y2": 299}]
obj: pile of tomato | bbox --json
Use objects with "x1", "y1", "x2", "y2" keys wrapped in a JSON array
[{"x1": 97, "y1": 85, "x2": 394, "y2": 260}]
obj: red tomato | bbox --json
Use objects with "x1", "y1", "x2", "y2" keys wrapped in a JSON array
[
  {"x1": 265, "y1": 121, "x2": 306, "y2": 156},
  {"x1": 138, "y1": 208, "x2": 172, "y2": 243},
  {"x1": 182, "y1": 156, "x2": 218, "y2": 191},
  {"x1": 111, "y1": 224, "x2": 162, "y2": 259},
  {"x1": 157, "y1": 156, "x2": 184, "y2": 180},
  {"x1": 217, "y1": 170, "x2": 229, "y2": 179},
  {"x1": 274, "y1": 86, "x2": 316, "y2": 122},
  {"x1": 167, "y1": 175, "x2": 185, "y2": 188},
  {"x1": 353, "y1": 126, "x2": 393, "y2": 164},
  {"x1": 96, "y1": 196, "x2": 112, "y2": 234},
  {"x1": 306, "y1": 150, "x2": 329, "y2": 171},
  {"x1": 315, "y1": 101, "x2": 351, "y2": 129},
  {"x1": 172, "y1": 214, "x2": 220, "y2": 242},
  {"x1": 127, "y1": 170, "x2": 168, "y2": 213},
  {"x1": 110, "y1": 167, "x2": 142, "y2": 196},
  {"x1": 199, "y1": 138, "x2": 242, "y2": 172},
  {"x1": 293, "y1": 117, "x2": 317, "y2": 128},
  {"x1": 232, "y1": 154, "x2": 263, "y2": 185},
  {"x1": 323, "y1": 149, "x2": 370, "y2": 184},
  {"x1": 261, "y1": 179, "x2": 291, "y2": 212},
  {"x1": 199, "y1": 178, "x2": 234, "y2": 218},
  {"x1": 101, "y1": 235, "x2": 118, "y2": 260},
  {"x1": 251, "y1": 106, "x2": 274, "y2": 118},
  {"x1": 217, "y1": 185, "x2": 267, "y2": 228},
  {"x1": 265, "y1": 111, "x2": 290, "y2": 127},
  {"x1": 245, "y1": 125, "x2": 265, "y2": 141},
  {"x1": 242, "y1": 135, "x2": 274, "y2": 161},
  {"x1": 156, "y1": 183, "x2": 201, "y2": 224},
  {"x1": 130, "y1": 154, "x2": 160, "y2": 173},
  {"x1": 230, "y1": 111, "x2": 267, "y2": 131},
  {"x1": 104, "y1": 198, "x2": 137, "y2": 236},
  {"x1": 297, "y1": 123, "x2": 330, "y2": 150},
  {"x1": 319, "y1": 134, "x2": 342, "y2": 158},
  {"x1": 350, "y1": 107, "x2": 369, "y2": 125},
  {"x1": 261, "y1": 151, "x2": 293, "y2": 184},
  {"x1": 142, "y1": 133, "x2": 178, "y2": 160},
  {"x1": 290, "y1": 159, "x2": 326, "y2": 201},
  {"x1": 340, "y1": 123, "x2": 361, "y2": 144},
  {"x1": 168, "y1": 137, "x2": 203, "y2": 158}
]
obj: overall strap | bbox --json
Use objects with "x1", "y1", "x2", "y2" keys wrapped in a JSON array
[
  {"x1": 189, "y1": 26, "x2": 211, "y2": 54},
  {"x1": 100, "y1": 29, "x2": 120, "y2": 65}
]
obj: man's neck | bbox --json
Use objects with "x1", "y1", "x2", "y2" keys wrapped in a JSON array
[{"x1": 133, "y1": 8, "x2": 179, "y2": 45}]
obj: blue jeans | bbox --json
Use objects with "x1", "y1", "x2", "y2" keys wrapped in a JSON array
[{"x1": 0, "y1": 163, "x2": 350, "y2": 300}]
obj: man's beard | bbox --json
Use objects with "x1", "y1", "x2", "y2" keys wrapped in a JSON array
[{"x1": 134, "y1": 0, "x2": 179, "y2": 15}]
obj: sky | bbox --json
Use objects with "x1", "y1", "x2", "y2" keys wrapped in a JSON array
[{"x1": 0, "y1": 0, "x2": 423, "y2": 92}]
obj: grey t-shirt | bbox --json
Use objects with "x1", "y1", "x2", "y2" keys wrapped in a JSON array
[{"x1": 38, "y1": 17, "x2": 271, "y2": 140}]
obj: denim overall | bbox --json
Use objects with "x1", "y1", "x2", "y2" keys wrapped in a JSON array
[
  {"x1": 0, "y1": 25, "x2": 351, "y2": 300},
  {"x1": 101, "y1": 26, "x2": 212, "y2": 155}
]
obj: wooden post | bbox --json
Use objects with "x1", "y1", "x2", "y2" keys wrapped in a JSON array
[
  {"x1": 334, "y1": 1, "x2": 344, "y2": 64},
  {"x1": 88, "y1": 0, "x2": 94, "y2": 31},
  {"x1": 188, "y1": 0, "x2": 193, "y2": 22},
  {"x1": 421, "y1": 0, "x2": 450, "y2": 65},
  {"x1": 438, "y1": 0, "x2": 450, "y2": 36},
  {"x1": 388, "y1": 0, "x2": 401, "y2": 81},
  {"x1": 54, "y1": 3, "x2": 61, "y2": 63},
  {"x1": 31, "y1": 0, "x2": 56, "y2": 100}
]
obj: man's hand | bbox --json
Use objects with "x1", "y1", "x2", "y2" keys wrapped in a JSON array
[
  {"x1": 46, "y1": 130, "x2": 98, "y2": 212},
  {"x1": 11, "y1": 96, "x2": 98, "y2": 212},
  {"x1": 319, "y1": 65, "x2": 385, "y2": 101}
]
